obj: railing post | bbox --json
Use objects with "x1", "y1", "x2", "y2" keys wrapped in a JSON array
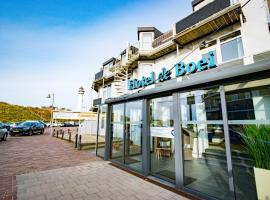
[{"x1": 74, "y1": 134, "x2": 78, "y2": 148}]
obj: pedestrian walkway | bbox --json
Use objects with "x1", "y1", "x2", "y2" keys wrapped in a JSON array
[
  {"x1": 0, "y1": 132, "x2": 99, "y2": 200},
  {"x1": 16, "y1": 161, "x2": 188, "y2": 200}
]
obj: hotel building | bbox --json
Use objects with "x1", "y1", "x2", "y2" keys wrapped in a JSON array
[{"x1": 92, "y1": 0, "x2": 270, "y2": 199}]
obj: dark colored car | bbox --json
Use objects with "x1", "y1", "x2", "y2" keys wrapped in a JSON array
[
  {"x1": 10, "y1": 121, "x2": 44, "y2": 136},
  {"x1": 0, "y1": 122, "x2": 8, "y2": 141}
]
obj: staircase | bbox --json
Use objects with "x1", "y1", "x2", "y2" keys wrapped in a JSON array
[{"x1": 113, "y1": 64, "x2": 132, "y2": 96}]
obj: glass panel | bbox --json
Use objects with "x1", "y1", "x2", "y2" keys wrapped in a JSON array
[
  {"x1": 111, "y1": 104, "x2": 125, "y2": 163},
  {"x1": 150, "y1": 96, "x2": 175, "y2": 181},
  {"x1": 180, "y1": 88, "x2": 230, "y2": 199},
  {"x1": 225, "y1": 79, "x2": 270, "y2": 200},
  {"x1": 124, "y1": 101, "x2": 143, "y2": 172},
  {"x1": 221, "y1": 37, "x2": 244, "y2": 62},
  {"x1": 97, "y1": 105, "x2": 107, "y2": 158}
]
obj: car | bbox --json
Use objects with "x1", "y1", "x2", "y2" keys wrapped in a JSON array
[
  {"x1": 0, "y1": 122, "x2": 8, "y2": 141},
  {"x1": 9, "y1": 121, "x2": 44, "y2": 136}
]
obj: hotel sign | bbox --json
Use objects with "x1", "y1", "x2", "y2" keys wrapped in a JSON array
[{"x1": 128, "y1": 51, "x2": 216, "y2": 90}]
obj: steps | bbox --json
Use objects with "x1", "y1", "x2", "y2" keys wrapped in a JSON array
[{"x1": 200, "y1": 148, "x2": 254, "y2": 168}]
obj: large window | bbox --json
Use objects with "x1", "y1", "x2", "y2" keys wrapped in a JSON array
[
  {"x1": 220, "y1": 31, "x2": 244, "y2": 62},
  {"x1": 150, "y1": 96, "x2": 175, "y2": 181},
  {"x1": 180, "y1": 88, "x2": 230, "y2": 199},
  {"x1": 225, "y1": 78, "x2": 270, "y2": 200}
]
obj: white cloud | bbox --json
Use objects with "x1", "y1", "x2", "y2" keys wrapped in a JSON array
[{"x1": 0, "y1": 0, "x2": 191, "y2": 110}]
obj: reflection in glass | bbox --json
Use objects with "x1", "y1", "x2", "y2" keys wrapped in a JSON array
[
  {"x1": 225, "y1": 79, "x2": 270, "y2": 200},
  {"x1": 221, "y1": 37, "x2": 244, "y2": 62},
  {"x1": 111, "y1": 104, "x2": 124, "y2": 162},
  {"x1": 180, "y1": 88, "x2": 230, "y2": 199},
  {"x1": 97, "y1": 105, "x2": 107, "y2": 158},
  {"x1": 150, "y1": 96, "x2": 175, "y2": 181},
  {"x1": 125, "y1": 101, "x2": 143, "y2": 172}
]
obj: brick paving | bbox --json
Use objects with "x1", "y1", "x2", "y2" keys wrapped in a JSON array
[
  {"x1": 16, "y1": 161, "x2": 189, "y2": 200},
  {"x1": 0, "y1": 130, "x2": 99, "y2": 200}
]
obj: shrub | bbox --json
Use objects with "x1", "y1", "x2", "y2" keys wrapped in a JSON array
[{"x1": 242, "y1": 125, "x2": 270, "y2": 170}]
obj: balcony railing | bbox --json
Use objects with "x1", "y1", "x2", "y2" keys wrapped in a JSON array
[
  {"x1": 175, "y1": 0, "x2": 231, "y2": 34},
  {"x1": 95, "y1": 71, "x2": 103, "y2": 80},
  {"x1": 152, "y1": 30, "x2": 173, "y2": 48}
]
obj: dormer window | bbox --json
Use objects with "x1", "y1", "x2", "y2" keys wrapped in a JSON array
[{"x1": 140, "y1": 32, "x2": 153, "y2": 50}]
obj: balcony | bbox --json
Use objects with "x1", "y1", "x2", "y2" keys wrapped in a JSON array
[
  {"x1": 95, "y1": 71, "x2": 103, "y2": 80},
  {"x1": 152, "y1": 30, "x2": 173, "y2": 48},
  {"x1": 93, "y1": 98, "x2": 102, "y2": 106},
  {"x1": 174, "y1": 0, "x2": 241, "y2": 46}
]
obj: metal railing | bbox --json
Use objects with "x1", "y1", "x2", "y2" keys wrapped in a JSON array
[{"x1": 152, "y1": 30, "x2": 173, "y2": 48}]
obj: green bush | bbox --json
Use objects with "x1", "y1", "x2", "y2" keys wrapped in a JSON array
[{"x1": 242, "y1": 125, "x2": 270, "y2": 170}]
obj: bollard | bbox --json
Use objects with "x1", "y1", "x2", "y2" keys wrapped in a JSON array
[
  {"x1": 74, "y1": 134, "x2": 78, "y2": 148},
  {"x1": 61, "y1": 130, "x2": 64, "y2": 139},
  {"x1": 53, "y1": 129, "x2": 56, "y2": 137},
  {"x1": 56, "y1": 130, "x2": 59, "y2": 138},
  {"x1": 68, "y1": 129, "x2": 71, "y2": 142},
  {"x1": 78, "y1": 135, "x2": 82, "y2": 150}
]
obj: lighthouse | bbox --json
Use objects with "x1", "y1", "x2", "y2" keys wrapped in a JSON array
[{"x1": 77, "y1": 86, "x2": 85, "y2": 112}]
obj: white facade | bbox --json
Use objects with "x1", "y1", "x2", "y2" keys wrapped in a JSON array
[{"x1": 93, "y1": 0, "x2": 270, "y2": 106}]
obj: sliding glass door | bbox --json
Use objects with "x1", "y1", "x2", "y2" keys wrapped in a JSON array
[
  {"x1": 110, "y1": 100, "x2": 143, "y2": 172},
  {"x1": 111, "y1": 104, "x2": 125, "y2": 163},
  {"x1": 124, "y1": 101, "x2": 143, "y2": 172}
]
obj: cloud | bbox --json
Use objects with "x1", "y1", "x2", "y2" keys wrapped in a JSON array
[{"x1": 0, "y1": 0, "x2": 191, "y2": 110}]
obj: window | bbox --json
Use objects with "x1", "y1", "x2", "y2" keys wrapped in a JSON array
[
  {"x1": 141, "y1": 32, "x2": 153, "y2": 50},
  {"x1": 102, "y1": 89, "x2": 106, "y2": 99},
  {"x1": 225, "y1": 78, "x2": 270, "y2": 200},
  {"x1": 220, "y1": 31, "x2": 244, "y2": 62},
  {"x1": 107, "y1": 86, "x2": 111, "y2": 98},
  {"x1": 180, "y1": 88, "x2": 230, "y2": 199}
]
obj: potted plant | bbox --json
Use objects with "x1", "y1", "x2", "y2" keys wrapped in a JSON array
[{"x1": 242, "y1": 125, "x2": 270, "y2": 200}]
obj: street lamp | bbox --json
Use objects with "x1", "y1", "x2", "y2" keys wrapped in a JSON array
[
  {"x1": 46, "y1": 93, "x2": 55, "y2": 108},
  {"x1": 46, "y1": 93, "x2": 55, "y2": 136}
]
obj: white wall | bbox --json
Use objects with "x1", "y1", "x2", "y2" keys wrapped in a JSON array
[{"x1": 240, "y1": 0, "x2": 270, "y2": 57}]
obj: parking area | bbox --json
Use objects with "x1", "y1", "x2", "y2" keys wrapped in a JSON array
[{"x1": 0, "y1": 130, "x2": 99, "y2": 200}]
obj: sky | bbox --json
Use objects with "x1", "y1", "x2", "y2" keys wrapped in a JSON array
[{"x1": 0, "y1": 0, "x2": 191, "y2": 110}]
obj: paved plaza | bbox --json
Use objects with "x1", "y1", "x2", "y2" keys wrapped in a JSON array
[
  {"x1": 16, "y1": 161, "x2": 188, "y2": 200},
  {"x1": 0, "y1": 131, "x2": 189, "y2": 200}
]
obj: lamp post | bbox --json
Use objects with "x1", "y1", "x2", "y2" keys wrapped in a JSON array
[{"x1": 47, "y1": 93, "x2": 55, "y2": 136}]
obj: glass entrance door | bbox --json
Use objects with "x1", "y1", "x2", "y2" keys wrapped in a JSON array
[{"x1": 124, "y1": 101, "x2": 143, "y2": 172}]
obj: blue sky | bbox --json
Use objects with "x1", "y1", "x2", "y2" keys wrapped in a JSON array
[{"x1": 0, "y1": 0, "x2": 191, "y2": 110}]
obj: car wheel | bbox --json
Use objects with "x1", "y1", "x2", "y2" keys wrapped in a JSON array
[
  {"x1": 29, "y1": 130, "x2": 33, "y2": 136},
  {"x1": 40, "y1": 129, "x2": 44, "y2": 134},
  {"x1": 2, "y1": 133, "x2": 7, "y2": 141}
]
